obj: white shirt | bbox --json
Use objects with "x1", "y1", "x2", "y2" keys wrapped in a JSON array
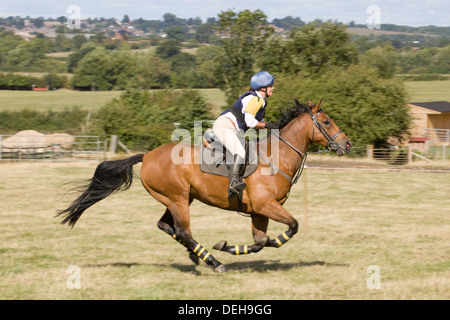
[{"x1": 223, "y1": 91, "x2": 265, "y2": 129}]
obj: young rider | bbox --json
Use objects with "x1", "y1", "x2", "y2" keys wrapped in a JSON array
[{"x1": 212, "y1": 71, "x2": 277, "y2": 197}]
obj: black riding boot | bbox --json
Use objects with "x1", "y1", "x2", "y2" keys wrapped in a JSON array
[{"x1": 228, "y1": 155, "x2": 246, "y2": 197}]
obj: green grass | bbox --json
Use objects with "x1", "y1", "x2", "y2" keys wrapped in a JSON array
[
  {"x1": 0, "y1": 160, "x2": 448, "y2": 299},
  {"x1": 0, "y1": 88, "x2": 225, "y2": 115},
  {"x1": 0, "y1": 90, "x2": 122, "y2": 112},
  {"x1": 404, "y1": 80, "x2": 450, "y2": 102}
]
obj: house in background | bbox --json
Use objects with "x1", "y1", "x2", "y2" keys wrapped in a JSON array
[{"x1": 408, "y1": 101, "x2": 450, "y2": 146}]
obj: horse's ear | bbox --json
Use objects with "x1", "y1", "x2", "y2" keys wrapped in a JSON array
[
  {"x1": 294, "y1": 98, "x2": 301, "y2": 106},
  {"x1": 312, "y1": 98, "x2": 323, "y2": 111},
  {"x1": 308, "y1": 99, "x2": 314, "y2": 107},
  {"x1": 317, "y1": 98, "x2": 323, "y2": 109}
]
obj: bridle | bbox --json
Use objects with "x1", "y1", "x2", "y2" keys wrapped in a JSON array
[
  {"x1": 269, "y1": 105, "x2": 344, "y2": 185},
  {"x1": 305, "y1": 107, "x2": 343, "y2": 152},
  {"x1": 274, "y1": 105, "x2": 344, "y2": 158}
]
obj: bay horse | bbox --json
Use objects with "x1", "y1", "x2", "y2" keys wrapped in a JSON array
[{"x1": 57, "y1": 99, "x2": 351, "y2": 273}]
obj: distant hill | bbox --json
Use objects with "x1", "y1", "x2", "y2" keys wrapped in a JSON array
[
  {"x1": 347, "y1": 23, "x2": 450, "y2": 37},
  {"x1": 347, "y1": 27, "x2": 440, "y2": 38}
]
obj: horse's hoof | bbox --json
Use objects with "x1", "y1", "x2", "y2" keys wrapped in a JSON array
[
  {"x1": 213, "y1": 240, "x2": 227, "y2": 251},
  {"x1": 214, "y1": 264, "x2": 227, "y2": 273},
  {"x1": 188, "y1": 252, "x2": 200, "y2": 265}
]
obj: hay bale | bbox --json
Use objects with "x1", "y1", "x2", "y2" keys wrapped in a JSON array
[
  {"x1": 1, "y1": 130, "x2": 74, "y2": 153},
  {"x1": 45, "y1": 133, "x2": 75, "y2": 149},
  {"x1": 1, "y1": 130, "x2": 47, "y2": 151}
]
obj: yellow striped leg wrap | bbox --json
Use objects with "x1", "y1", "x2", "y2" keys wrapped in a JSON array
[
  {"x1": 234, "y1": 245, "x2": 249, "y2": 255},
  {"x1": 193, "y1": 243, "x2": 211, "y2": 262},
  {"x1": 274, "y1": 232, "x2": 290, "y2": 247},
  {"x1": 172, "y1": 233, "x2": 184, "y2": 244}
]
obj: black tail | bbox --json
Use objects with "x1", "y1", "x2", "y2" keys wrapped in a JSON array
[{"x1": 56, "y1": 153, "x2": 144, "y2": 228}]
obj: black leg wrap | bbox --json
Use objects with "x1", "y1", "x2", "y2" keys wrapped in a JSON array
[
  {"x1": 192, "y1": 243, "x2": 215, "y2": 265},
  {"x1": 266, "y1": 231, "x2": 291, "y2": 248},
  {"x1": 214, "y1": 241, "x2": 263, "y2": 255}
]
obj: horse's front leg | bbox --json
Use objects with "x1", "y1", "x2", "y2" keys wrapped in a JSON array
[
  {"x1": 214, "y1": 202, "x2": 299, "y2": 255},
  {"x1": 213, "y1": 214, "x2": 268, "y2": 255}
]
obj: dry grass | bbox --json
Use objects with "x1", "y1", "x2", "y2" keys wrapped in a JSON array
[{"x1": 0, "y1": 159, "x2": 448, "y2": 300}]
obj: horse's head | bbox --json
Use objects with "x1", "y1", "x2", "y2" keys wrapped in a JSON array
[{"x1": 304, "y1": 99, "x2": 352, "y2": 156}]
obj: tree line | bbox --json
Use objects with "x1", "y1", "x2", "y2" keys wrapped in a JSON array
[{"x1": 2, "y1": 9, "x2": 447, "y2": 149}]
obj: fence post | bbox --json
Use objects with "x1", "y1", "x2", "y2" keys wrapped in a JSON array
[
  {"x1": 367, "y1": 145, "x2": 373, "y2": 160},
  {"x1": 109, "y1": 135, "x2": 118, "y2": 154},
  {"x1": 443, "y1": 145, "x2": 447, "y2": 161},
  {"x1": 408, "y1": 145, "x2": 412, "y2": 164}
]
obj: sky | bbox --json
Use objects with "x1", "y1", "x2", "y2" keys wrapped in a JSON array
[{"x1": 0, "y1": 0, "x2": 449, "y2": 27}]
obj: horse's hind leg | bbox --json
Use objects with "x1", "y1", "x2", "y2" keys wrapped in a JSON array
[
  {"x1": 157, "y1": 208, "x2": 200, "y2": 265},
  {"x1": 158, "y1": 204, "x2": 226, "y2": 273}
]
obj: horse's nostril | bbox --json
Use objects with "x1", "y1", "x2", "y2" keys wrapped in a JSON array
[{"x1": 346, "y1": 141, "x2": 352, "y2": 150}]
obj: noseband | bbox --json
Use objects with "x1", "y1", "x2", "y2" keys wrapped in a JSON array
[{"x1": 306, "y1": 108, "x2": 343, "y2": 152}]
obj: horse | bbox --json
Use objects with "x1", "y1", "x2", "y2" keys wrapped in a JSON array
[{"x1": 57, "y1": 99, "x2": 352, "y2": 273}]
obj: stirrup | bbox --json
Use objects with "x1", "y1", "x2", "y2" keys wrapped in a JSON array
[{"x1": 228, "y1": 180, "x2": 246, "y2": 197}]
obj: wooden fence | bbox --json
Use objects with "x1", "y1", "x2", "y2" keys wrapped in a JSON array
[
  {"x1": 0, "y1": 134, "x2": 106, "y2": 161},
  {"x1": 366, "y1": 145, "x2": 448, "y2": 164}
]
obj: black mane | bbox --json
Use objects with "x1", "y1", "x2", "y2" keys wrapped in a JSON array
[{"x1": 273, "y1": 99, "x2": 309, "y2": 129}]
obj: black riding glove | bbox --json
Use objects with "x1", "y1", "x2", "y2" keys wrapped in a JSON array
[{"x1": 264, "y1": 122, "x2": 278, "y2": 130}]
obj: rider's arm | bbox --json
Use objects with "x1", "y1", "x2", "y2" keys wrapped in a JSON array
[{"x1": 243, "y1": 96, "x2": 265, "y2": 129}]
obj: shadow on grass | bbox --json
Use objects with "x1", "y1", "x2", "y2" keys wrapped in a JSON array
[{"x1": 86, "y1": 259, "x2": 348, "y2": 274}]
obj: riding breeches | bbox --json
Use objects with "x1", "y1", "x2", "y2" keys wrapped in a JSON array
[{"x1": 212, "y1": 115, "x2": 246, "y2": 161}]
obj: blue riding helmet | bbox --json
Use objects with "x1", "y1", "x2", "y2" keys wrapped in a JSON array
[{"x1": 250, "y1": 71, "x2": 275, "y2": 90}]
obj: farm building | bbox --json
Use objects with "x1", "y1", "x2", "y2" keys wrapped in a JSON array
[{"x1": 408, "y1": 101, "x2": 450, "y2": 145}]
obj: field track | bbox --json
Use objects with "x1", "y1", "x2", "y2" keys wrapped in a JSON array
[{"x1": 0, "y1": 157, "x2": 449, "y2": 299}]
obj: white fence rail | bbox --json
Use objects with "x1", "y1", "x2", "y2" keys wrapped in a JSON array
[
  {"x1": 423, "y1": 128, "x2": 450, "y2": 146},
  {"x1": 0, "y1": 134, "x2": 105, "y2": 161}
]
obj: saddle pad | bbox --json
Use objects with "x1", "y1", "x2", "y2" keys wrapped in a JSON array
[{"x1": 199, "y1": 143, "x2": 259, "y2": 179}]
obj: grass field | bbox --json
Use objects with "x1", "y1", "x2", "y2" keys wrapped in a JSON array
[
  {"x1": 0, "y1": 88, "x2": 226, "y2": 115},
  {"x1": 0, "y1": 81, "x2": 447, "y2": 116},
  {"x1": 404, "y1": 80, "x2": 450, "y2": 102},
  {"x1": 0, "y1": 90, "x2": 122, "y2": 112},
  {"x1": 0, "y1": 160, "x2": 448, "y2": 300}
]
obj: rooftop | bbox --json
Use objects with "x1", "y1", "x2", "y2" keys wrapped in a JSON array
[{"x1": 410, "y1": 101, "x2": 450, "y2": 113}]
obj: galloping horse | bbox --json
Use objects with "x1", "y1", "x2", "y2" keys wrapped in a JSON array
[{"x1": 57, "y1": 99, "x2": 351, "y2": 272}]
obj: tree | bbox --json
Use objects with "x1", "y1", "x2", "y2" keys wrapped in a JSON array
[
  {"x1": 71, "y1": 48, "x2": 111, "y2": 90},
  {"x1": 195, "y1": 23, "x2": 214, "y2": 43},
  {"x1": 67, "y1": 43, "x2": 97, "y2": 72},
  {"x1": 71, "y1": 48, "x2": 138, "y2": 90},
  {"x1": 266, "y1": 65, "x2": 411, "y2": 148},
  {"x1": 122, "y1": 15, "x2": 130, "y2": 24},
  {"x1": 155, "y1": 39, "x2": 181, "y2": 59},
  {"x1": 257, "y1": 35, "x2": 291, "y2": 74},
  {"x1": 360, "y1": 45, "x2": 398, "y2": 78},
  {"x1": 95, "y1": 87, "x2": 213, "y2": 150},
  {"x1": 165, "y1": 26, "x2": 187, "y2": 42},
  {"x1": 214, "y1": 9, "x2": 274, "y2": 105},
  {"x1": 287, "y1": 21, "x2": 358, "y2": 75},
  {"x1": 430, "y1": 44, "x2": 450, "y2": 73}
]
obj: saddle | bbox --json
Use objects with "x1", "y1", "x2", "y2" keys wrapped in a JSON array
[{"x1": 199, "y1": 130, "x2": 259, "y2": 178}]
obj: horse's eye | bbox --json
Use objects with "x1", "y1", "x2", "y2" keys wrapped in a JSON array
[{"x1": 323, "y1": 119, "x2": 330, "y2": 125}]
